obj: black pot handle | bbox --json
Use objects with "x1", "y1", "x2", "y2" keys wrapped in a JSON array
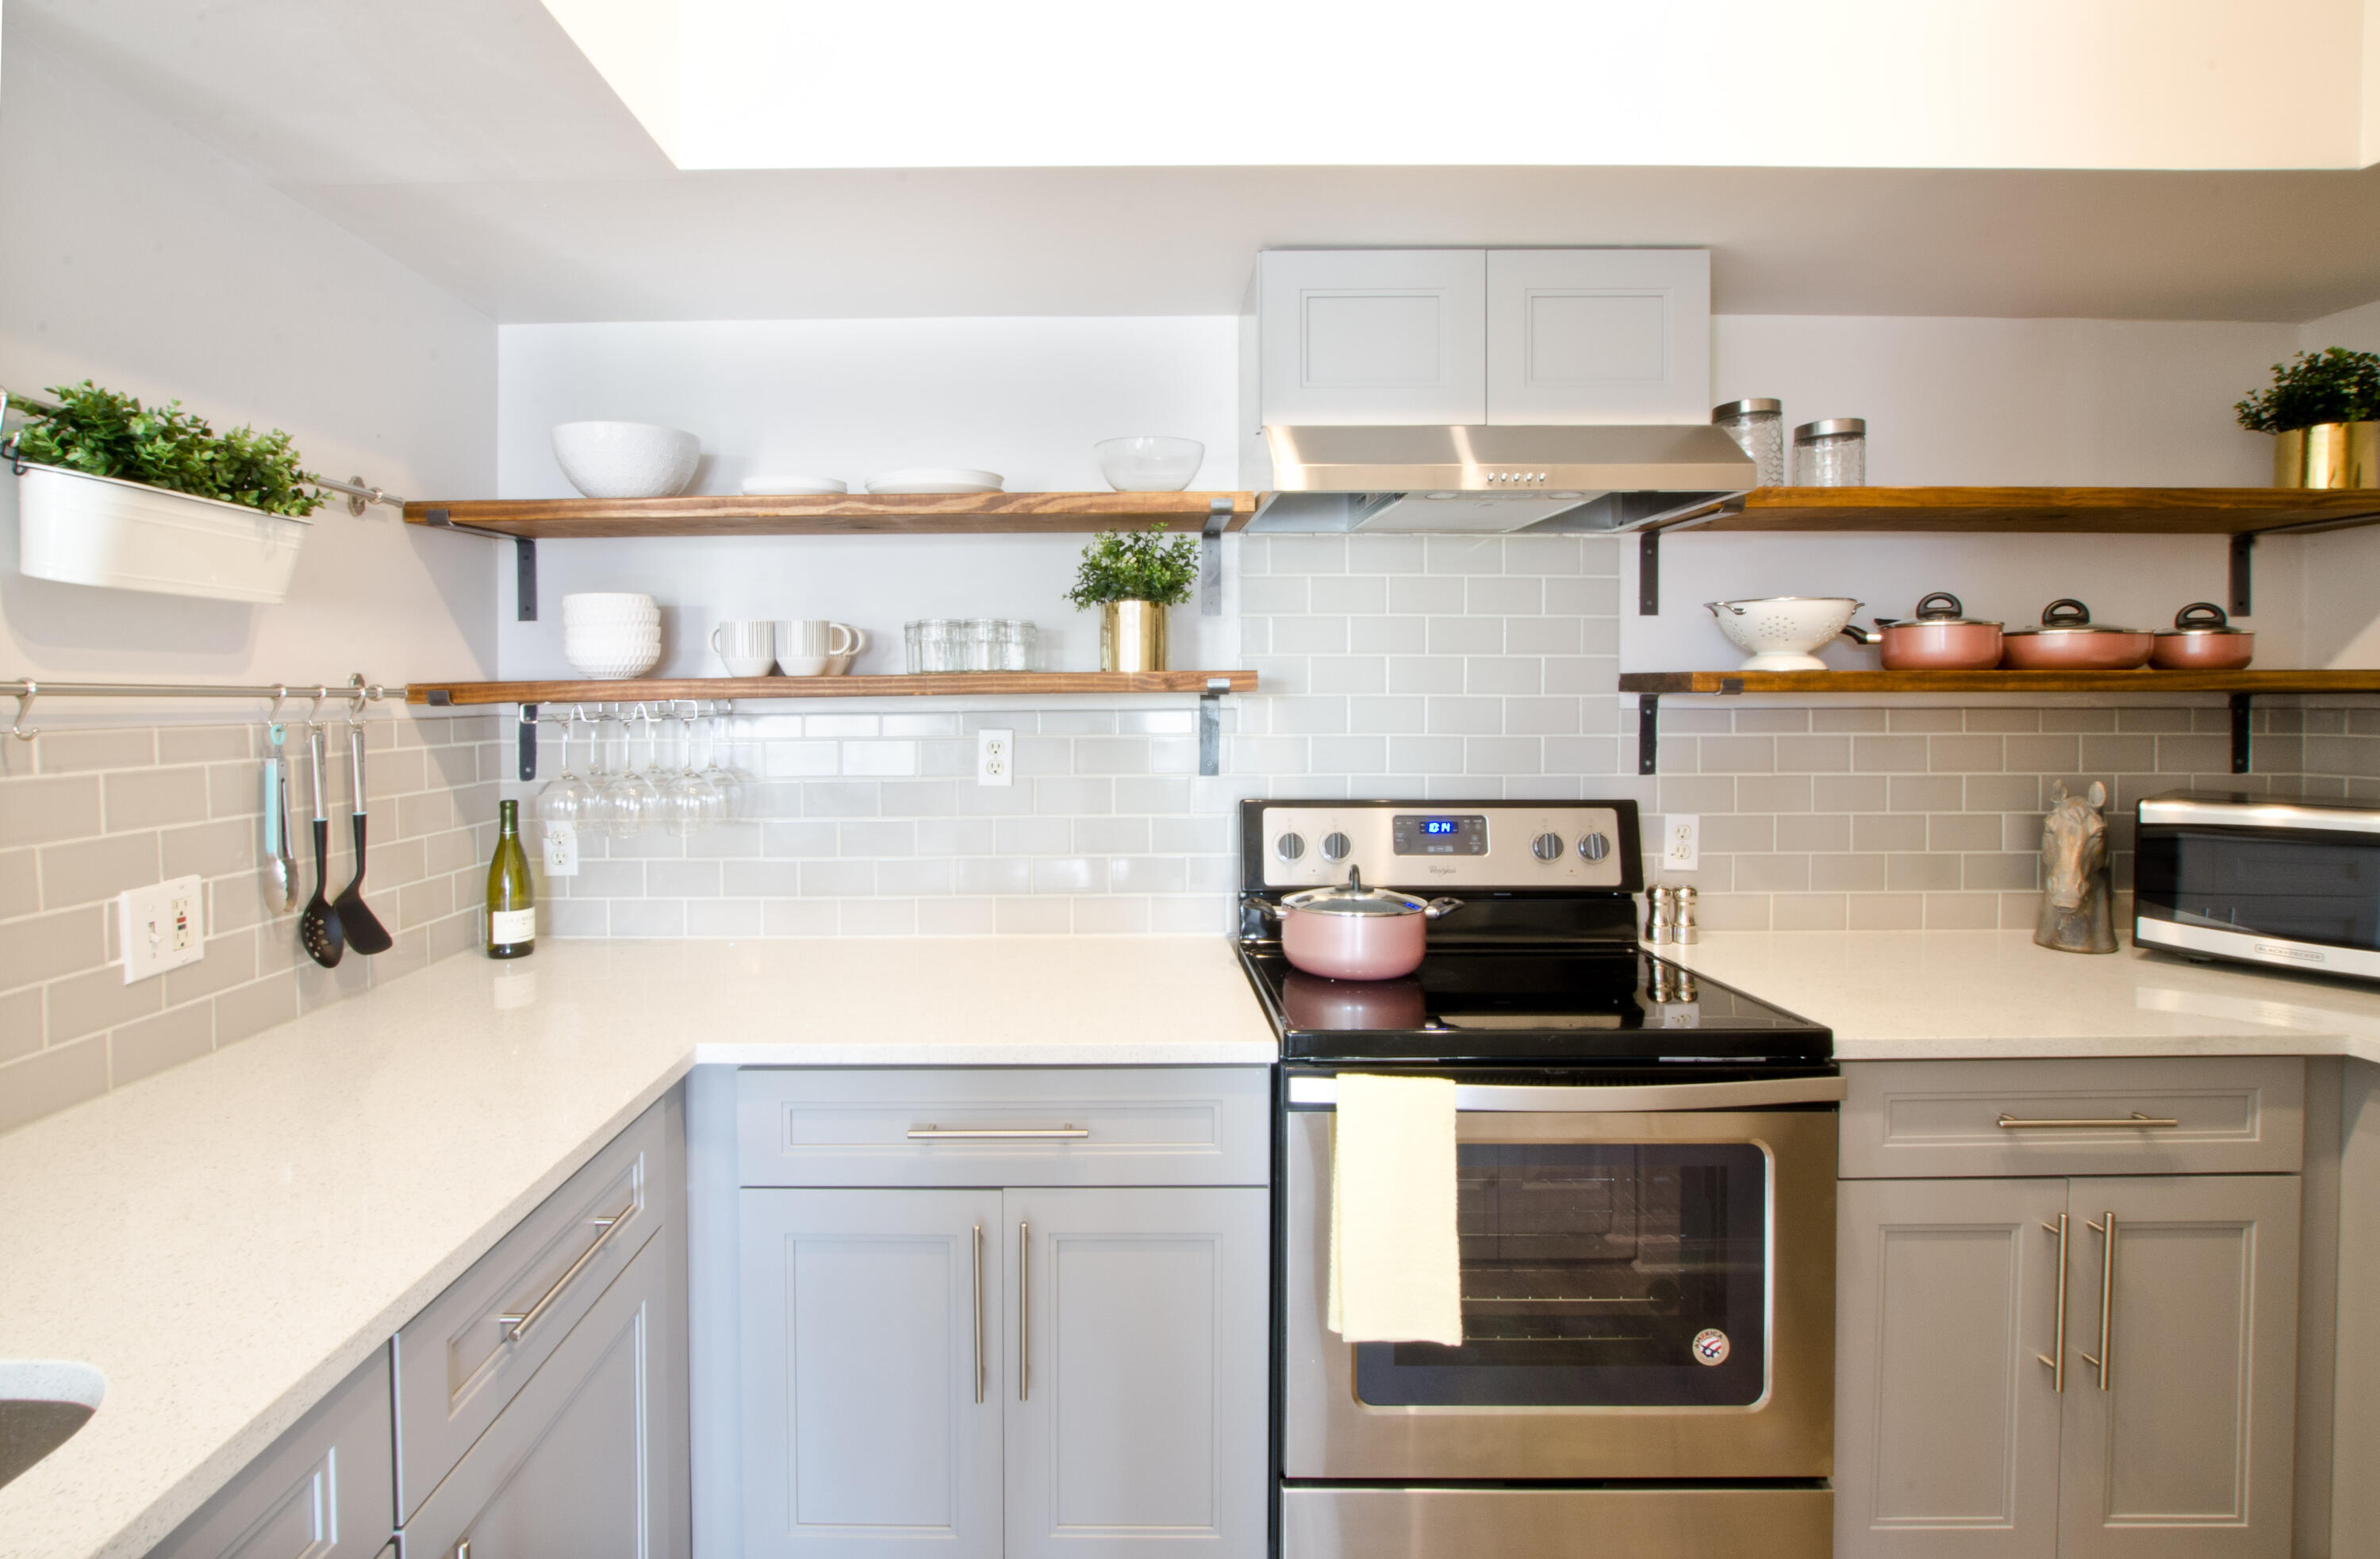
[
  {"x1": 2175, "y1": 601, "x2": 2229, "y2": 630},
  {"x1": 2040, "y1": 598, "x2": 2092, "y2": 627},
  {"x1": 1914, "y1": 592, "x2": 1965, "y2": 620}
]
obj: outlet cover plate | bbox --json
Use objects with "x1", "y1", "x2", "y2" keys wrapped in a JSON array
[
  {"x1": 1664, "y1": 814, "x2": 1700, "y2": 871},
  {"x1": 120, "y1": 874, "x2": 205, "y2": 983},
  {"x1": 977, "y1": 728, "x2": 1014, "y2": 787}
]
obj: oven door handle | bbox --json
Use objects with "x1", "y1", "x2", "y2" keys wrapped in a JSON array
[{"x1": 1284, "y1": 1074, "x2": 1845, "y2": 1112}]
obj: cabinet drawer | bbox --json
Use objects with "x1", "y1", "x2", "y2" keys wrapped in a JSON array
[
  {"x1": 149, "y1": 1349, "x2": 393, "y2": 1559},
  {"x1": 393, "y1": 1089, "x2": 682, "y2": 1519},
  {"x1": 736, "y1": 1067, "x2": 1270, "y2": 1188},
  {"x1": 1841, "y1": 1058, "x2": 2302, "y2": 1178}
]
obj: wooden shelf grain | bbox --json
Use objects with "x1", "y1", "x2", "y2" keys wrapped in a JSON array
[
  {"x1": 1663, "y1": 486, "x2": 2380, "y2": 536},
  {"x1": 405, "y1": 670, "x2": 1258, "y2": 706},
  {"x1": 402, "y1": 491, "x2": 1257, "y2": 539},
  {"x1": 1617, "y1": 670, "x2": 2380, "y2": 695}
]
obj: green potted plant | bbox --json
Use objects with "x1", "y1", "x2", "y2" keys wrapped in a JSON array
[
  {"x1": 4, "y1": 381, "x2": 326, "y2": 602},
  {"x1": 2235, "y1": 348, "x2": 2380, "y2": 489},
  {"x1": 1064, "y1": 528, "x2": 1201, "y2": 672}
]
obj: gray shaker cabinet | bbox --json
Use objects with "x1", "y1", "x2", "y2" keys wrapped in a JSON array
[
  {"x1": 148, "y1": 1350, "x2": 394, "y2": 1559},
  {"x1": 1004, "y1": 1188, "x2": 1269, "y2": 1559},
  {"x1": 1837, "y1": 1175, "x2": 2300, "y2": 1559}
]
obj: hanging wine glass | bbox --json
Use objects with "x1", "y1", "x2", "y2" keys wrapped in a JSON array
[
  {"x1": 701, "y1": 708, "x2": 745, "y2": 820},
  {"x1": 663, "y1": 708, "x2": 720, "y2": 835},
  {"x1": 534, "y1": 708, "x2": 593, "y2": 847}
]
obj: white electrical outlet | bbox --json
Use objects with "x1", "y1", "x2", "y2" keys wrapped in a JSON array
[
  {"x1": 977, "y1": 728, "x2": 1015, "y2": 786},
  {"x1": 1664, "y1": 815, "x2": 1700, "y2": 871},
  {"x1": 119, "y1": 875, "x2": 205, "y2": 984}
]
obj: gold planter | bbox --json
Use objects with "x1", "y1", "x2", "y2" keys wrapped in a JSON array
[
  {"x1": 1100, "y1": 600, "x2": 1169, "y2": 672},
  {"x1": 2274, "y1": 420, "x2": 2380, "y2": 488}
]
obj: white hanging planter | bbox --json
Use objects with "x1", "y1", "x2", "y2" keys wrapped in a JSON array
[{"x1": 13, "y1": 460, "x2": 311, "y2": 604}]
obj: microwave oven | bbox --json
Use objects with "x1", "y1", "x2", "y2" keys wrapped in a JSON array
[{"x1": 2134, "y1": 790, "x2": 2380, "y2": 981}]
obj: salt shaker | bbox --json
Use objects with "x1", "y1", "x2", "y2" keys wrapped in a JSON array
[
  {"x1": 1643, "y1": 885, "x2": 1676, "y2": 945},
  {"x1": 1712, "y1": 398, "x2": 1786, "y2": 487},
  {"x1": 1672, "y1": 884, "x2": 1700, "y2": 946}
]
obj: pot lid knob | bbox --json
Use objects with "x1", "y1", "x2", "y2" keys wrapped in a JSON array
[
  {"x1": 2041, "y1": 598, "x2": 2092, "y2": 627},
  {"x1": 2175, "y1": 601, "x2": 2229, "y2": 630},
  {"x1": 1915, "y1": 591, "x2": 1965, "y2": 620}
]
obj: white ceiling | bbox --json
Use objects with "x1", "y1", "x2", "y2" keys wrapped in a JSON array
[{"x1": 13, "y1": 0, "x2": 2380, "y2": 324}]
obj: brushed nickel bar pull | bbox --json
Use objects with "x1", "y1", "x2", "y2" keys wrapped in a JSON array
[
  {"x1": 1998, "y1": 1112, "x2": 2178, "y2": 1130},
  {"x1": 1019, "y1": 1219, "x2": 1031, "y2": 1402},
  {"x1": 908, "y1": 1125, "x2": 1090, "y2": 1140},
  {"x1": 497, "y1": 1201, "x2": 634, "y2": 1343},
  {"x1": 2080, "y1": 1213, "x2": 2116, "y2": 1390},
  {"x1": 971, "y1": 1223, "x2": 985, "y2": 1405},
  {"x1": 2036, "y1": 1215, "x2": 2070, "y2": 1392},
  {"x1": 456, "y1": 1543, "x2": 470, "y2": 1559}
]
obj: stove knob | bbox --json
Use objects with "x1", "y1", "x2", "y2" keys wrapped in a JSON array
[
  {"x1": 1320, "y1": 831, "x2": 1352, "y2": 862},
  {"x1": 1579, "y1": 831, "x2": 1611, "y2": 862},
  {"x1": 1531, "y1": 831, "x2": 1564, "y2": 862},
  {"x1": 1276, "y1": 832, "x2": 1307, "y2": 862}
]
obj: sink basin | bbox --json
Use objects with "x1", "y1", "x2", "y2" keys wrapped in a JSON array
[{"x1": 0, "y1": 1361, "x2": 106, "y2": 1491}]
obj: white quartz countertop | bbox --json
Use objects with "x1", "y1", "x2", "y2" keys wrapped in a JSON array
[
  {"x1": 0, "y1": 936, "x2": 1277, "y2": 1559},
  {"x1": 1658, "y1": 929, "x2": 2380, "y2": 1066}
]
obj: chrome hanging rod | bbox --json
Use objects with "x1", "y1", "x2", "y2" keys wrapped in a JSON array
[
  {"x1": 2, "y1": 388, "x2": 405, "y2": 515},
  {"x1": 6, "y1": 674, "x2": 393, "y2": 741}
]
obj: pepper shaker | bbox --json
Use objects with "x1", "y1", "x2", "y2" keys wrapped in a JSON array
[
  {"x1": 1672, "y1": 885, "x2": 1700, "y2": 946},
  {"x1": 1643, "y1": 885, "x2": 1677, "y2": 945}
]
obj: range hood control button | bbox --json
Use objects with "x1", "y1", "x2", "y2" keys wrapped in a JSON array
[
  {"x1": 1579, "y1": 831, "x2": 1611, "y2": 861},
  {"x1": 1276, "y1": 832, "x2": 1307, "y2": 862},
  {"x1": 1320, "y1": 831, "x2": 1352, "y2": 862},
  {"x1": 1531, "y1": 832, "x2": 1564, "y2": 862}
]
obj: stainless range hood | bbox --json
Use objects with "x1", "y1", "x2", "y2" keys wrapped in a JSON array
[{"x1": 1253, "y1": 424, "x2": 1754, "y2": 533}]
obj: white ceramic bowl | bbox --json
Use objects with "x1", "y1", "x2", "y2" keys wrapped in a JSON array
[
  {"x1": 563, "y1": 641, "x2": 662, "y2": 679},
  {"x1": 565, "y1": 630, "x2": 661, "y2": 649},
  {"x1": 551, "y1": 423, "x2": 701, "y2": 500},
  {"x1": 866, "y1": 468, "x2": 1003, "y2": 495},
  {"x1": 740, "y1": 474, "x2": 847, "y2": 496},
  {"x1": 562, "y1": 609, "x2": 660, "y2": 628},
  {"x1": 562, "y1": 592, "x2": 658, "y2": 615},
  {"x1": 1705, "y1": 597, "x2": 1863, "y2": 671},
  {"x1": 1095, "y1": 436, "x2": 1204, "y2": 492}
]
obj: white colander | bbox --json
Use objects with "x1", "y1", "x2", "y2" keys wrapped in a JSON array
[{"x1": 1705, "y1": 597, "x2": 1863, "y2": 671}]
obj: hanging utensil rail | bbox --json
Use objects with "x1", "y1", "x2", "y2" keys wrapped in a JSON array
[{"x1": 6, "y1": 674, "x2": 393, "y2": 741}]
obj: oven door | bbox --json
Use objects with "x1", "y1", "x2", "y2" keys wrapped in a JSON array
[{"x1": 1282, "y1": 1073, "x2": 1838, "y2": 1481}]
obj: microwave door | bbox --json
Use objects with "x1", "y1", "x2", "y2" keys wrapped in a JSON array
[{"x1": 2138, "y1": 825, "x2": 2380, "y2": 948}]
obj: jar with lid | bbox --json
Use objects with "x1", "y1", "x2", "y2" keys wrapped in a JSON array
[
  {"x1": 1712, "y1": 398, "x2": 1786, "y2": 487},
  {"x1": 1793, "y1": 417, "x2": 1867, "y2": 486}
]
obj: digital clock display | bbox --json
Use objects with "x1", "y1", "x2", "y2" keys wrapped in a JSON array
[
  {"x1": 1392, "y1": 813, "x2": 1489, "y2": 855},
  {"x1": 1421, "y1": 819, "x2": 1458, "y2": 835}
]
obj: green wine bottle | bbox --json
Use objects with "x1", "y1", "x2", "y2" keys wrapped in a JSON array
[{"x1": 486, "y1": 798, "x2": 535, "y2": 959}]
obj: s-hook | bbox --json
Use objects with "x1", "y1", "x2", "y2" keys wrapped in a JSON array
[{"x1": 10, "y1": 680, "x2": 37, "y2": 741}]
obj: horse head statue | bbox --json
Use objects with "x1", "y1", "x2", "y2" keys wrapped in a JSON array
[{"x1": 2036, "y1": 780, "x2": 2116, "y2": 953}]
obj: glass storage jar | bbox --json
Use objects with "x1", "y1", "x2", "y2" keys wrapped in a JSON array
[
  {"x1": 1712, "y1": 398, "x2": 1786, "y2": 487},
  {"x1": 1792, "y1": 417, "x2": 1867, "y2": 486}
]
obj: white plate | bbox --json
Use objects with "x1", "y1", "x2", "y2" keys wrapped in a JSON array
[
  {"x1": 741, "y1": 474, "x2": 847, "y2": 496},
  {"x1": 866, "y1": 467, "x2": 1004, "y2": 495}
]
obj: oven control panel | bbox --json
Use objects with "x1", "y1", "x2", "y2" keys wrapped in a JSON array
[{"x1": 1258, "y1": 804, "x2": 1631, "y2": 890}]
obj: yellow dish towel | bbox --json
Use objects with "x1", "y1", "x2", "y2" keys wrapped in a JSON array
[{"x1": 1326, "y1": 1072, "x2": 1463, "y2": 1345}]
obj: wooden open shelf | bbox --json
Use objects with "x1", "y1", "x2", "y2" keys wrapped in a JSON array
[
  {"x1": 1654, "y1": 486, "x2": 2380, "y2": 536},
  {"x1": 405, "y1": 670, "x2": 1257, "y2": 707},
  {"x1": 1618, "y1": 669, "x2": 2380, "y2": 695},
  {"x1": 403, "y1": 491, "x2": 1257, "y2": 539}
]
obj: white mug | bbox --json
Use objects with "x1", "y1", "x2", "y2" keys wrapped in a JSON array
[
  {"x1": 777, "y1": 620, "x2": 859, "y2": 677},
  {"x1": 711, "y1": 619, "x2": 777, "y2": 678},
  {"x1": 826, "y1": 626, "x2": 869, "y2": 676}
]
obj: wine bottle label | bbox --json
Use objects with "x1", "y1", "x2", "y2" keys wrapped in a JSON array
[
  {"x1": 489, "y1": 908, "x2": 536, "y2": 946},
  {"x1": 541, "y1": 821, "x2": 579, "y2": 877}
]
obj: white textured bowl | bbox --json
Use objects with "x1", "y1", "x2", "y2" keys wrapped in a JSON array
[
  {"x1": 565, "y1": 629, "x2": 661, "y2": 648},
  {"x1": 1705, "y1": 597, "x2": 1862, "y2": 671},
  {"x1": 551, "y1": 423, "x2": 701, "y2": 500},
  {"x1": 1096, "y1": 436, "x2": 1204, "y2": 492},
  {"x1": 562, "y1": 592, "x2": 658, "y2": 615},
  {"x1": 866, "y1": 467, "x2": 1003, "y2": 495},
  {"x1": 564, "y1": 641, "x2": 663, "y2": 679}
]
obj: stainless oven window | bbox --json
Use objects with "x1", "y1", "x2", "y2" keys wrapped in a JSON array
[
  {"x1": 1353, "y1": 1141, "x2": 1767, "y2": 1408},
  {"x1": 2137, "y1": 826, "x2": 2380, "y2": 948}
]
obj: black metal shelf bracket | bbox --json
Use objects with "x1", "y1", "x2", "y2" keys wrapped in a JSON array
[
  {"x1": 1637, "y1": 693, "x2": 1660, "y2": 774},
  {"x1": 1639, "y1": 530, "x2": 1661, "y2": 616},
  {"x1": 2231, "y1": 692, "x2": 2253, "y2": 774},
  {"x1": 420, "y1": 509, "x2": 538, "y2": 622},
  {"x1": 2230, "y1": 533, "x2": 2255, "y2": 617},
  {"x1": 519, "y1": 702, "x2": 539, "y2": 781}
]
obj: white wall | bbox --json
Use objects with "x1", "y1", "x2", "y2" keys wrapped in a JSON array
[
  {"x1": 2291, "y1": 295, "x2": 2380, "y2": 667},
  {"x1": 0, "y1": 29, "x2": 500, "y2": 696}
]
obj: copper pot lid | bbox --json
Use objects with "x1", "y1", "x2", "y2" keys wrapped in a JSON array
[
  {"x1": 2002, "y1": 598, "x2": 2147, "y2": 637},
  {"x1": 1875, "y1": 590, "x2": 2001, "y2": 629},
  {"x1": 1280, "y1": 867, "x2": 1434, "y2": 916},
  {"x1": 2156, "y1": 601, "x2": 2251, "y2": 637}
]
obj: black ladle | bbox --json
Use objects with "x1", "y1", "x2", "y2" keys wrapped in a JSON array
[
  {"x1": 299, "y1": 723, "x2": 345, "y2": 968},
  {"x1": 334, "y1": 720, "x2": 393, "y2": 955}
]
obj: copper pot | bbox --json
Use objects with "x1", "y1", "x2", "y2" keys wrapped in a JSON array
[
  {"x1": 1998, "y1": 599, "x2": 2154, "y2": 670},
  {"x1": 2151, "y1": 601, "x2": 2255, "y2": 670},
  {"x1": 1841, "y1": 591, "x2": 2004, "y2": 670},
  {"x1": 1255, "y1": 868, "x2": 1463, "y2": 981}
]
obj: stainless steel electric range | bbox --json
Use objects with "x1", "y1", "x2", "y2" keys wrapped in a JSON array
[{"x1": 1234, "y1": 799, "x2": 1840, "y2": 1559}]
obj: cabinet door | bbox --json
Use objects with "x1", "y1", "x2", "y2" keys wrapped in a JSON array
[
  {"x1": 1833, "y1": 1177, "x2": 2068, "y2": 1559},
  {"x1": 1485, "y1": 248, "x2": 1710, "y2": 424},
  {"x1": 1003, "y1": 1188, "x2": 1268, "y2": 1559},
  {"x1": 148, "y1": 1350, "x2": 393, "y2": 1559},
  {"x1": 2058, "y1": 1176, "x2": 2299, "y2": 1559},
  {"x1": 740, "y1": 1189, "x2": 1004, "y2": 1559},
  {"x1": 1258, "y1": 250, "x2": 1486, "y2": 425},
  {"x1": 404, "y1": 1223, "x2": 689, "y2": 1559}
]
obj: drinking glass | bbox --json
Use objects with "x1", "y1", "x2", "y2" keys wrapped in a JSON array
[
  {"x1": 534, "y1": 712, "x2": 593, "y2": 841},
  {"x1": 701, "y1": 712, "x2": 746, "y2": 820},
  {"x1": 597, "y1": 706, "x2": 660, "y2": 835}
]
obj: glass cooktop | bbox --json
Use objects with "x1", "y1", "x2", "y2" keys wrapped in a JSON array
[{"x1": 1237, "y1": 946, "x2": 1832, "y2": 1063}]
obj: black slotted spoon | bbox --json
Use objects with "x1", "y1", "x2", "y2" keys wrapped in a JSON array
[
  {"x1": 334, "y1": 718, "x2": 393, "y2": 955},
  {"x1": 299, "y1": 722, "x2": 345, "y2": 968}
]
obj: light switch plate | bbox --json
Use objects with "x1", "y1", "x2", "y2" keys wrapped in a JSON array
[{"x1": 120, "y1": 874, "x2": 205, "y2": 983}]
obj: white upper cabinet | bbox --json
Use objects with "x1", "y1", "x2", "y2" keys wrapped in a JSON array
[
  {"x1": 1257, "y1": 249, "x2": 1488, "y2": 425},
  {"x1": 1485, "y1": 249, "x2": 1710, "y2": 424}
]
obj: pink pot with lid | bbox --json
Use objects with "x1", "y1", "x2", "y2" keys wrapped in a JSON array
[
  {"x1": 1254, "y1": 868, "x2": 1464, "y2": 981},
  {"x1": 2150, "y1": 602, "x2": 2255, "y2": 670},
  {"x1": 1998, "y1": 599, "x2": 2155, "y2": 670},
  {"x1": 1841, "y1": 591, "x2": 2004, "y2": 670}
]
